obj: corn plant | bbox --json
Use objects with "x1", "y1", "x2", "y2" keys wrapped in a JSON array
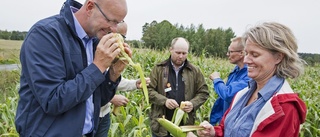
[{"x1": 1, "y1": 48, "x2": 319, "y2": 137}]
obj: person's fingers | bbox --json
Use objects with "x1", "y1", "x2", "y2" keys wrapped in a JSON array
[
  {"x1": 123, "y1": 43, "x2": 132, "y2": 57},
  {"x1": 99, "y1": 33, "x2": 113, "y2": 46},
  {"x1": 172, "y1": 100, "x2": 179, "y2": 108},
  {"x1": 168, "y1": 101, "x2": 174, "y2": 109},
  {"x1": 124, "y1": 97, "x2": 129, "y2": 103},
  {"x1": 145, "y1": 77, "x2": 151, "y2": 82},
  {"x1": 166, "y1": 99, "x2": 175, "y2": 109},
  {"x1": 136, "y1": 79, "x2": 141, "y2": 84}
]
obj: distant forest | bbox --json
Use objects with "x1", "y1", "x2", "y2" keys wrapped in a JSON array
[
  {"x1": 0, "y1": 30, "x2": 27, "y2": 40},
  {"x1": 1, "y1": 21, "x2": 319, "y2": 66}
]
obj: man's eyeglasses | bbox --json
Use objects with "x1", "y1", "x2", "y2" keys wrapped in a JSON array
[
  {"x1": 120, "y1": 34, "x2": 126, "y2": 39},
  {"x1": 227, "y1": 50, "x2": 242, "y2": 54},
  {"x1": 94, "y1": 2, "x2": 124, "y2": 26}
]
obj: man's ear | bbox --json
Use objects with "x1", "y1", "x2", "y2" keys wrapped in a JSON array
[
  {"x1": 169, "y1": 47, "x2": 173, "y2": 51},
  {"x1": 86, "y1": 1, "x2": 94, "y2": 15}
]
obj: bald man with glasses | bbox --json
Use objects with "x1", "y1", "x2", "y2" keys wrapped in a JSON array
[{"x1": 15, "y1": 0, "x2": 132, "y2": 136}]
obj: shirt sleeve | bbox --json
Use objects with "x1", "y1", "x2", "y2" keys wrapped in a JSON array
[
  {"x1": 117, "y1": 77, "x2": 137, "y2": 91},
  {"x1": 213, "y1": 76, "x2": 250, "y2": 103}
]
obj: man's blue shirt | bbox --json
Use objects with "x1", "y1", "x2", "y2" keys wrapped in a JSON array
[{"x1": 210, "y1": 65, "x2": 251, "y2": 125}]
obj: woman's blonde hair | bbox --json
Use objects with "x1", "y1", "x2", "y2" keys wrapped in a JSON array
[{"x1": 243, "y1": 22, "x2": 305, "y2": 79}]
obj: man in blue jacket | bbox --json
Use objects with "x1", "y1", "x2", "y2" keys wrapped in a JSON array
[
  {"x1": 209, "y1": 37, "x2": 251, "y2": 125},
  {"x1": 15, "y1": 0, "x2": 130, "y2": 136}
]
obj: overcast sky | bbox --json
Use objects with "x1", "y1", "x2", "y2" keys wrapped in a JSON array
[{"x1": 1, "y1": 0, "x2": 319, "y2": 54}]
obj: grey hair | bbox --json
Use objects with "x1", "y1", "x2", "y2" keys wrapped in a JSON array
[
  {"x1": 242, "y1": 22, "x2": 305, "y2": 79},
  {"x1": 231, "y1": 36, "x2": 245, "y2": 50}
]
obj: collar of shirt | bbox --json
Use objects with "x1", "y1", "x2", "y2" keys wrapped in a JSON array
[
  {"x1": 248, "y1": 75, "x2": 285, "y2": 101},
  {"x1": 71, "y1": 6, "x2": 93, "y2": 65},
  {"x1": 70, "y1": 6, "x2": 91, "y2": 42},
  {"x1": 231, "y1": 64, "x2": 248, "y2": 74},
  {"x1": 170, "y1": 60, "x2": 185, "y2": 72}
]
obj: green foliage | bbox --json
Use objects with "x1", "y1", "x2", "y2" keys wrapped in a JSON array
[
  {"x1": 0, "y1": 49, "x2": 20, "y2": 65},
  {"x1": 0, "y1": 94, "x2": 19, "y2": 136},
  {"x1": 141, "y1": 20, "x2": 236, "y2": 58},
  {"x1": 142, "y1": 20, "x2": 179, "y2": 50},
  {"x1": 0, "y1": 59, "x2": 16, "y2": 64},
  {"x1": 0, "y1": 30, "x2": 27, "y2": 40},
  {"x1": 0, "y1": 30, "x2": 11, "y2": 40},
  {"x1": 299, "y1": 53, "x2": 320, "y2": 66},
  {"x1": 0, "y1": 70, "x2": 20, "y2": 103}
]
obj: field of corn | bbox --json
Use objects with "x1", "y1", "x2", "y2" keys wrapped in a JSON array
[{"x1": 0, "y1": 39, "x2": 319, "y2": 137}]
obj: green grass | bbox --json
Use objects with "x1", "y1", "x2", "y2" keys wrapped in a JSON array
[
  {"x1": 0, "y1": 39, "x2": 21, "y2": 64},
  {"x1": 0, "y1": 39, "x2": 22, "y2": 49}
]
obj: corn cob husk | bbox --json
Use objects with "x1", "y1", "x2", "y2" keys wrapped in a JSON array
[
  {"x1": 157, "y1": 117, "x2": 204, "y2": 137},
  {"x1": 113, "y1": 33, "x2": 149, "y2": 106},
  {"x1": 172, "y1": 108, "x2": 186, "y2": 126},
  {"x1": 157, "y1": 117, "x2": 186, "y2": 137},
  {"x1": 172, "y1": 102, "x2": 189, "y2": 126},
  {"x1": 180, "y1": 125, "x2": 204, "y2": 132}
]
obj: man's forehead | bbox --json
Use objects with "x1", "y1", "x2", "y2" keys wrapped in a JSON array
[{"x1": 172, "y1": 46, "x2": 188, "y2": 53}]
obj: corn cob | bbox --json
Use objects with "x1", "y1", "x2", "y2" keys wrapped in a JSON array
[
  {"x1": 157, "y1": 116, "x2": 204, "y2": 137},
  {"x1": 180, "y1": 125, "x2": 205, "y2": 132},
  {"x1": 180, "y1": 101, "x2": 187, "y2": 109},
  {"x1": 113, "y1": 33, "x2": 149, "y2": 106},
  {"x1": 157, "y1": 117, "x2": 186, "y2": 137},
  {"x1": 172, "y1": 108, "x2": 186, "y2": 126},
  {"x1": 172, "y1": 102, "x2": 188, "y2": 126}
]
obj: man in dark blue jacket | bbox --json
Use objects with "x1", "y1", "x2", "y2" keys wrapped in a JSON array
[
  {"x1": 209, "y1": 37, "x2": 251, "y2": 125},
  {"x1": 15, "y1": 0, "x2": 130, "y2": 136}
]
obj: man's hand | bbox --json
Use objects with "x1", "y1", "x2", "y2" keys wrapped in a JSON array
[
  {"x1": 93, "y1": 33, "x2": 132, "y2": 81},
  {"x1": 136, "y1": 77, "x2": 151, "y2": 89},
  {"x1": 109, "y1": 39, "x2": 132, "y2": 81},
  {"x1": 93, "y1": 34, "x2": 121, "y2": 73},
  {"x1": 181, "y1": 101, "x2": 193, "y2": 113},
  {"x1": 165, "y1": 99, "x2": 179, "y2": 110},
  {"x1": 110, "y1": 95, "x2": 129, "y2": 107},
  {"x1": 209, "y1": 72, "x2": 220, "y2": 80}
]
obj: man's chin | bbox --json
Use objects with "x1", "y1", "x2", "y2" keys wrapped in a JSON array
[{"x1": 175, "y1": 61, "x2": 183, "y2": 66}]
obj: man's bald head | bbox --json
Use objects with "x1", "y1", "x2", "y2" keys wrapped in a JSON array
[{"x1": 170, "y1": 37, "x2": 190, "y2": 51}]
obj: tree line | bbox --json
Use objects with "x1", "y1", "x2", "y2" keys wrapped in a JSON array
[
  {"x1": 1, "y1": 20, "x2": 319, "y2": 65},
  {"x1": 0, "y1": 30, "x2": 27, "y2": 40},
  {"x1": 140, "y1": 20, "x2": 235, "y2": 58},
  {"x1": 129, "y1": 20, "x2": 319, "y2": 65}
]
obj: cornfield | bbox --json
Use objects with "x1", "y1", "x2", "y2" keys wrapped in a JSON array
[{"x1": 1, "y1": 48, "x2": 319, "y2": 137}]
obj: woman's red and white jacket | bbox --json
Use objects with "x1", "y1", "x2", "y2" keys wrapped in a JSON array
[{"x1": 214, "y1": 80, "x2": 307, "y2": 137}]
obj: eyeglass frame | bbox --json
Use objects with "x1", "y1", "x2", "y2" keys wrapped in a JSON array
[
  {"x1": 94, "y1": 2, "x2": 124, "y2": 26},
  {"x1": 120, "y1": 34, "x2": 126, "y2": 39},
  {"x1": 227, "y1": 50, "x2": 243, "y2": 54}
]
